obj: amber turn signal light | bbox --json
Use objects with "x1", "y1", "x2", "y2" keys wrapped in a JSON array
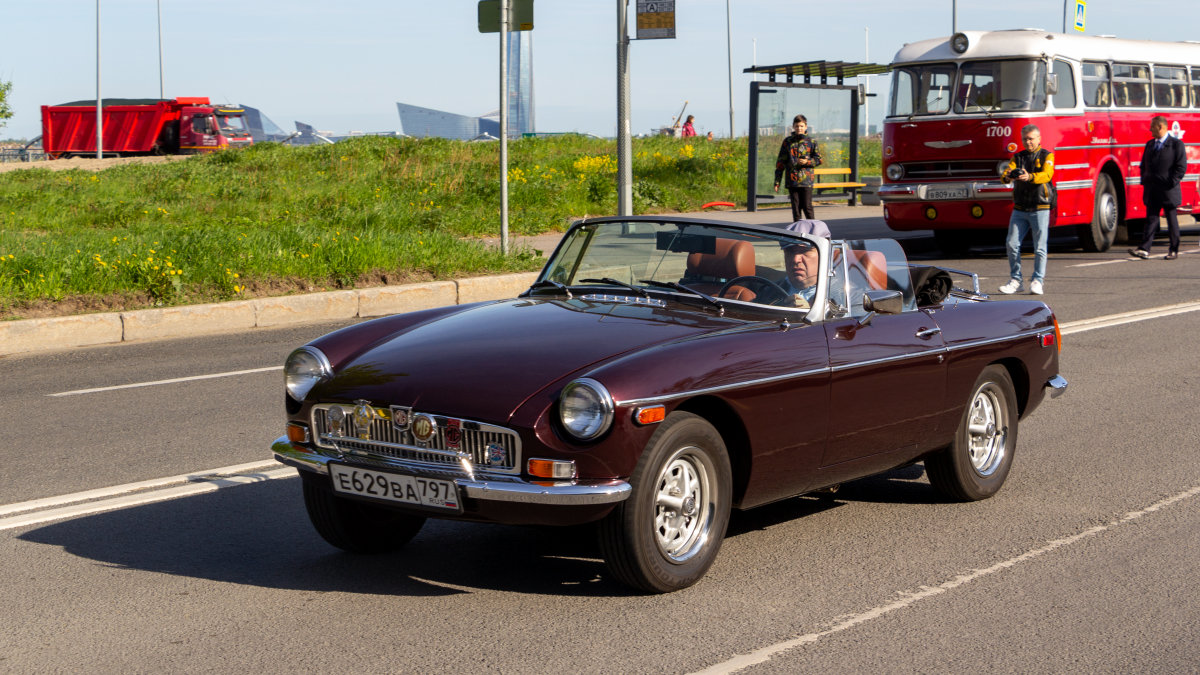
[
  {"x1": 528, "y1": 458, "x2": 576, "y2": 480},
  {"x1": 634, "y1": 405, "x2": 666, "y2": 425},
  {"x1": 286, "y1": 423, "x2": 309, "y2": 443}
]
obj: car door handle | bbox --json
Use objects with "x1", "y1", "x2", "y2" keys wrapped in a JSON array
[{"x1": 915, "y1": 327, "x2": 942, "y2": 339}]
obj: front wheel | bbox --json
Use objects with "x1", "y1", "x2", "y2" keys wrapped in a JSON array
[
  {"x1": 301, "y1": 471, "x2": 426, "y2": 553},
  {"x1": 926, "y1": 365, "x2": 1019, "y2": 501},
  {"x1": 1079, "y1": 173, "x2": 1119, "y2": 251},
  {"x1": 598, "y1": 412, "x2": 732, "y2": 593}
]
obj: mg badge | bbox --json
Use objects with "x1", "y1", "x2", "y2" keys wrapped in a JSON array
[
  {"x1": 486, "y1": 443, "x2": 507, "y2": 466},
  {"x1": 390, "y1": 405, "x2": 412, "y2": 431},
  {"x1": 445, "y1": 418, "x2": 462, "y2": 450},
  {"x1": 411, "y1": 413, "x2": 437, "y2": 443},
  {"x1": 352, "y1": 399, "x2": 375, "y2": 440}
]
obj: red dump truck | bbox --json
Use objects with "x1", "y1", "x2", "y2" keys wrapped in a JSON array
[{"x1": 40, "y1": 97, "x2": 253, "y2": 158}]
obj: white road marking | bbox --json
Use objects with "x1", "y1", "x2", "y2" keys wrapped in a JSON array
[
  {"x1": 692, "y1": 483, "x2": 1200, "y2": 675},
  {"x1": 48, "y1": 366, "x2": 282, "y2": 397},
  {"x1": 0, "y1": 460, "x2": 295, "y2": 532},
  {"x1": 1070, "y1": 248, "x2": 1198, "y2": 267},
  {"x1": 1058, "y1": 299, "x2": 1200, "y2": 335}
]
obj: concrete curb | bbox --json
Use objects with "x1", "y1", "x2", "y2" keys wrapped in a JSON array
[{"x1": 0, "y1": 273, "x2": 539, "y2": 357}]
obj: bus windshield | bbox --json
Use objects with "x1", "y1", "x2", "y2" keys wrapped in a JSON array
[{"x1": 889, "y1": 60, "x2": 1048, "y2": 116}]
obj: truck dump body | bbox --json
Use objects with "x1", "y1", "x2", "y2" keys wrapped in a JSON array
[{"x1": 41, "y1": 101, "x2": 181, "y2": 155}]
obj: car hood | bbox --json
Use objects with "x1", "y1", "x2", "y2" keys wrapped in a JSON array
[{"x1": 310, "y1": 297, "x2": 745, "y2": 422}]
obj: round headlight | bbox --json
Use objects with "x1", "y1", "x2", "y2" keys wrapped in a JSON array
[
  {"x1": 951, "y1": 32, "x2": 969, "y2": 54},
  {"x1": 996, "y1": 159, "x2": 1011, "y2": 177},
  {"x1": 285, "y1": 347, "x2": 331, "y2": 401},
  {"x1": 886, "y1": 163, "x2": 905, "y2": 181},
  {"x1": 559, "y1": 378, "x2": 614, "y2": 441}
]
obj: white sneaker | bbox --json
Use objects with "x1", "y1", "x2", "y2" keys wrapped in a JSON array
[
  {"x1": 1030, "y1": 280, "x2": 1044, "y2": 295},
  {"x1": 998, "y1": 279, "x2": 1023, "y2": 294}
]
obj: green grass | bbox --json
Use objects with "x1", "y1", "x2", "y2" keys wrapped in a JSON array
[{"x1": 0, "y1": 134, "x2": 880, "y2": 319}]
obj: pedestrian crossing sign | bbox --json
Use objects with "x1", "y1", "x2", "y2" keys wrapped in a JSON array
[{"x1": 1073, "y1": 0, "x2": 1086, "y2": 32}]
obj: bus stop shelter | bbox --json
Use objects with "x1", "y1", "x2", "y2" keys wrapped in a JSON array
[{"x1": 744, "y1": 60, "x2": 891, "y2": 211}]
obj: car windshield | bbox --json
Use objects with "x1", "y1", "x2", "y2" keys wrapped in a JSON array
[{"x1": 540, "y1": 220, "x2": 822, "y2": 313}]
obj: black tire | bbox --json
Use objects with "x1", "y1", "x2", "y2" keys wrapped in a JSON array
[
  {"x1": 1079, "y1": 173, "x2": 1118, "y2": 252},
  {"x1": 598, "y1": 412, "x2": 732, "y2": 593},
  {"x1": 926, "y1": 365, "x2": 1018, "y2": 502},
  {"x1": 301, "y1": 471, "x2": 425, "y2": 553}
]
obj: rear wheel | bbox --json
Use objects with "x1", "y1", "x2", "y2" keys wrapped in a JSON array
[
  {"x1": 1079, "y1": 174, "x2": 1119, "y2": 251},
  {"x1": 301, "y1": 471, "x2": 425, "y2": 553},
  {"x1": 598, "y1": 412, "x2": 732, "y2": 593},
  {"x1": 926, "y1": 365, "x2": 1018, "y2": 501}
]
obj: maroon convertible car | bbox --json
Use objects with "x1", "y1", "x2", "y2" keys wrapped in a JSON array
[{"x1": 273, "y1": 216, "x2": 1067, "y2": 593}]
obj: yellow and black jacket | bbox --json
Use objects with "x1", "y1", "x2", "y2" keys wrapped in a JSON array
[{"x1": 1003, "y1": 148, "x2": 1055, "y2": 212}]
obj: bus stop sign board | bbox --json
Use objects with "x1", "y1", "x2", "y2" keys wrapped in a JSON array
[
  {"x1": 637, "y1": 1, "x2": 675, "y2": 39},
  {"x1": 478, "y1": 0, "x2": 533, "y2": 32}
]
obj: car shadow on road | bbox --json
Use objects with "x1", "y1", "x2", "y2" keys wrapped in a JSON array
[{"x1": 18, "y1": 464, "x2": 940, "y2": 598}]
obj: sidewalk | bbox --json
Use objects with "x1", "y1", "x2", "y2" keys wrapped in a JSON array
[{"x1": 0, "y1": 205, "x2": 887, "y2": 357}]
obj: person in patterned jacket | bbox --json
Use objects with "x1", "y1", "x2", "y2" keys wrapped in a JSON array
[{"x1": 773, "y1": 114, "x2": 823, "y2": 221}]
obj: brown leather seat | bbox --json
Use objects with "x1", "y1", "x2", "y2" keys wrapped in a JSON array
[
  {"x1": 682, "y1": 239, "x2": 757, "y2": 299},
  {"x1": 852, "y1": 250, "x2": 888, "y2": 290}
]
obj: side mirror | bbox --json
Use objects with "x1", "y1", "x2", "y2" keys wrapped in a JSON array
[
  {"x1": 1045, "y1": 72, "x2": 1059, "y2": 96},
  {"x1": 862, "y1": 289, "x2": 904, "y2": 315}
]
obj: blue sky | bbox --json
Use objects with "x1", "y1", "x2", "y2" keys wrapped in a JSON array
[{"x1": 0, "y1": 1, "x2": 1185, "y2": 141}]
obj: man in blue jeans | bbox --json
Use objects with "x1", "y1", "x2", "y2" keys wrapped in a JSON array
[{"x1": 998, "y1": 125, "x2": 1055, "y2": 295}]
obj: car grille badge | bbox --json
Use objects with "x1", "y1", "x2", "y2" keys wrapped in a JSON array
[
  {"x1": 486, "y1": 443, "x2": 508, "y2": 466},
  {"x1": 390, "y1": 405, "x2": 412, "y2": 431},
  {"x1": 352, "y1": 399, "x2": 375, "y2": 440}
]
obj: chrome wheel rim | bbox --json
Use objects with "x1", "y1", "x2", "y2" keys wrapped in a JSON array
[
  {"x1": 966, "y1": 382, "x2": 1008, "y2": 476},
  {"x1": 653, "y1": 447, "x2": 714, "y2": 563},
  {"x1": 1098, "y1": 190, "x2": 1118, "y2": 234}
]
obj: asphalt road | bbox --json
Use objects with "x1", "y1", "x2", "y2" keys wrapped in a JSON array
[{"x1": 2, "y1": 213, "x2": 1199, "y2": 673}]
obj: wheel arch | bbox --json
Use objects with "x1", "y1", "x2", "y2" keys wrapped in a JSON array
[
  {"x1": 674, "y1": 395, "x2": 753, "y2": 508},
  {"x1": 1098, "y1": 160, "x2": 1127, "y2": 223},
  {"x1": 992, "y1": 357, "x2": 1031, "y2": 418}
]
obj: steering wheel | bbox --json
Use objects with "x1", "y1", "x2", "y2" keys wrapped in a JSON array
[{"x1": 717, "y1": 275, "x2": 792, "y2": 306}]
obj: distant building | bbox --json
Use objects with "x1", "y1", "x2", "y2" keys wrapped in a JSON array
[{"x1": 397, "y1": 31, "x2": 533, "y2": 140}]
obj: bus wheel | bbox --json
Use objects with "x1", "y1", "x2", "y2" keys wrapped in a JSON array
[{"x1": 1079, "y1": 174, "x2": 1118, "y2": 252}]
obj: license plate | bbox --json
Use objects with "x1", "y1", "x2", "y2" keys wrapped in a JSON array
[
  {"x1": 926, "y1": 185, "x2": 969, "y2": 200},
  {"x1": 329, "y1": 464, "x2": 460, "y2": 512}
]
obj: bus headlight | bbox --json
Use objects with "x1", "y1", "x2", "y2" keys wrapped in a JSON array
[
  {"x1": 886, "y1": 164, "x2": 905, "y2": 181},
  {"x1": 951, "y1": 33, "x2": 970, "y2": 54},
  {"x1": 559, "y1": 378, "x2": 614, "y2": 441},
  {"x1": 996, "y1": 159, "x2": 1011, "y2": 177}
]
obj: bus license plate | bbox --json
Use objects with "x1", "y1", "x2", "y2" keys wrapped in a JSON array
[
  {"x1": 329, "y1": 464, "x2": 460, "y2": 512},
  {"x1": 926, "y1": 185, "x2": 969, "y2": 200}
]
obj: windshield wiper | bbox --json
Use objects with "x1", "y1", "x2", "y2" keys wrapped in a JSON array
[
  {"x1": 528, "y1": 279, "x2": 573, "y2": 298},
  {"x1": 639, "y1": 279, "x2": 724, "y2": 310},
  {"x1": 579, "y1": 277, "x2": 649, "y2": 298}
]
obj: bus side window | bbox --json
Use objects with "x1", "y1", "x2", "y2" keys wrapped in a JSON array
[
  {"x1": 1052, "y1": 60, "x2": 1077, "y2": 109},
  {"x1": 1082, "y1": 61, "x2": 1110, "y2": 108}
]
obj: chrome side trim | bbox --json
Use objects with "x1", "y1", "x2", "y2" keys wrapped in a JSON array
[
  {"x1": 1053, "y1": 163, "x2": 1090, "y2": 170},
  {"x1": 617, "y1": 328, "x2": 1055, "y2": 407},
  {"x1": 272, "y1": 437, "x2": 631, "y2": 506},
  {"x1": 1056, "y1": 180, "x2": 1093, "y2": 190},
  {"x1": 1045, "y1": 374, "x2": 1068, "y2": 398}
]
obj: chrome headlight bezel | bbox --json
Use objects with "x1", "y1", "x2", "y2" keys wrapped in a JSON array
[
  {"x1": 285, "y1": 346, "x2": 332, "y2": 402},
  {"x1": 559, "y1": 378, "x2": 615, "y2": 441},
  {"x1": 886, "y1": 163, "x2": 905, "y2": 181},
  {"x1": 996, "y1": 159, "x2": 1012, "y2": 178}
]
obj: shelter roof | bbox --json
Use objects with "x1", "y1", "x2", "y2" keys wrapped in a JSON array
[{"x1": 743, "y1": 60, "x2": 891, "y2": 85}]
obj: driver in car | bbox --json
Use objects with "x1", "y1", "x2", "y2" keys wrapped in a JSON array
[{"x1": 778, "y1": 219, "x2": 830, "y2": 308}]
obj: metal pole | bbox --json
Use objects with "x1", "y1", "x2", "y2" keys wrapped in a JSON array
[
  {"x1": 157, "y1": 0, "x2": 164, "y2": 99},
  {"x1": 500, "y1": 0, "x2": 509, "y2": 254},
  {"x1": 952, "y1": 0, "x2": 957, "y2": 34},
  {"x1": 96, "y1": 0, "x2": 102, "y2": 160},
  {"x1": 864, "y1": 27, "x2": 869, "y2": 137},
  {"x1": 726, "y1": 0, "x2": 734, "y2": 138},
  {"x1": 1062, "y1": 0, "x2": 1068, "y2": 32},
  {"x1": 616, "y1": 0, "x2": 632, "y2": 216}
]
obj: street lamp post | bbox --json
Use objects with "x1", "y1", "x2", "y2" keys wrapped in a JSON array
[
  {"x1": 96, "y1": 0, "x2": 102, "y2": 159},
  {"x1": 157, "y1": 0, "x2": 165, "y2": 99}
]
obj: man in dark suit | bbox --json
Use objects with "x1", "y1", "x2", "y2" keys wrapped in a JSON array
[{"x1": 1130, "y1": 116, "x2": 1188, "y2": 260}]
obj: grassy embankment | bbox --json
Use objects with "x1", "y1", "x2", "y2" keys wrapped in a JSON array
[{"x1": 0, "y1": 134, "x2": 881, "y2": 320}]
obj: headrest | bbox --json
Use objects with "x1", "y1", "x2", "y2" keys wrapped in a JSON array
[{"x1": 686, "y1": 239, "x2": 756, "y2": 280}]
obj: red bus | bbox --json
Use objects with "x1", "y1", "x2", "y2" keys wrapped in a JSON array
[{"x1": 879, "y1": 29, "x2": 1200, "y2": 253}]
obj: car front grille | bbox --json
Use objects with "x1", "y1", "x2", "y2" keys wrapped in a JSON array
[
  {"x1": 310, "y1": 404, "x2": 521, "y2": 475},
  {"x1": 898, "y1": 160, "x2": 1000, "y2": 180}
]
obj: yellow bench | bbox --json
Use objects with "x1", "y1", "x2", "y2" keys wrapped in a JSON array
[{"x1": 813, "y1": 167, "x2": 867, "y2": 206}]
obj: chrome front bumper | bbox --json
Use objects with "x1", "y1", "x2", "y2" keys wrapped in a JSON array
[
  {"x1": 879, "y1": 181, "x2": 1012, "y2": 202},
  {"x1": 1045, "y1": 375, "x2": 1068, "y2": 399},
  {"x1": 272, "y1": 437, "x2": 631, "y2": 506}
]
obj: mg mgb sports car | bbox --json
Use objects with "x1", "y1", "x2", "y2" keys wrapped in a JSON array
[{"x1": 272, "y1": 215, "x2": 1067, "y2": 593}]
